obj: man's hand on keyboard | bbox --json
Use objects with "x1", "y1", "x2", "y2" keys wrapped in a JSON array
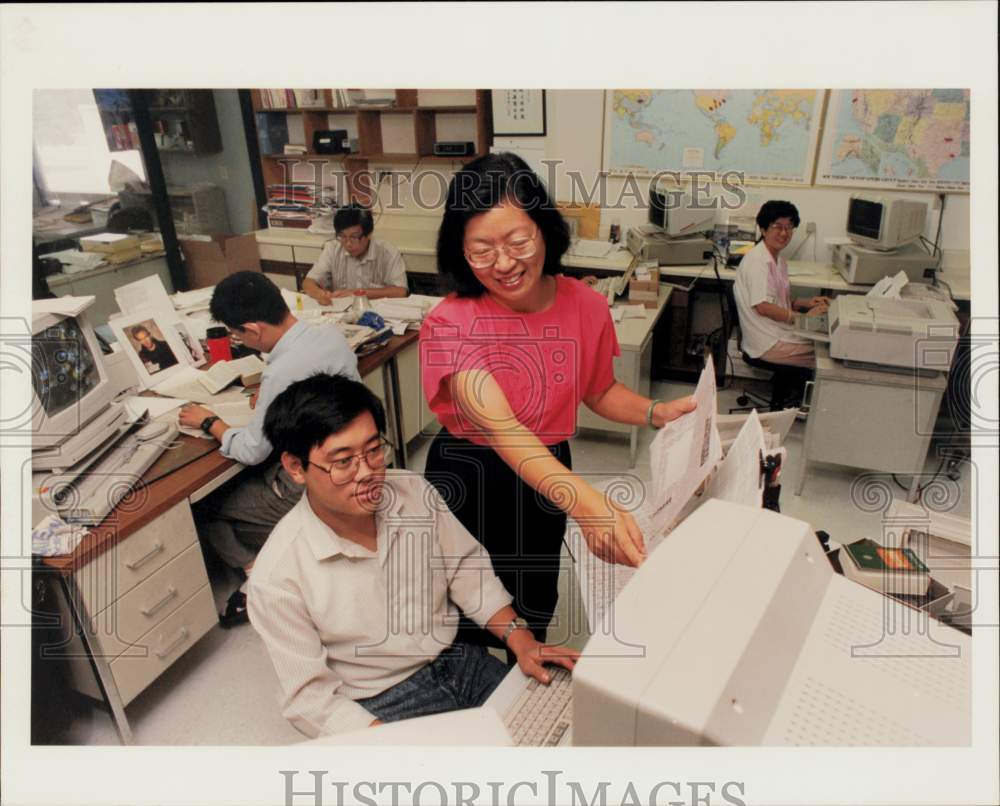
[{"x1": 508, "y1": 631, "x2": 580, "y2": 686}]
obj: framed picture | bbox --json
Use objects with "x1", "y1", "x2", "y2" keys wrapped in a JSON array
[
  {"x1": 108, "y1": 307, "x2": 194, "y2": 389},
  {"x1": 491, "y1": 90, "x2": 546, "y2": 136}
]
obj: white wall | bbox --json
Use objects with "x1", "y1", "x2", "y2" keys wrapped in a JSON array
[
  {"x1": 329, "y1": 89, "x2": 972, "y2": 276},
  {"x1": 538, "y1": 90, "x2": 970, "y2": 269}
]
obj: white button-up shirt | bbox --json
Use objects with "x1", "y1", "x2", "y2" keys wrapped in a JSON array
[
  {"x1": 733, "y1": 240, "x2": 807, "y2": 358},
  {"x1": 305, "y1": 237, "x2": 408, "y2": 292},
  {"x1": 246, "y1": 471, "x2": 513, "y2": 737}
]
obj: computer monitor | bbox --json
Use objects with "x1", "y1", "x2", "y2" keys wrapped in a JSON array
[
  {"x1": 572, "y1": 499, "x2": 970, "y2": 746},
  {"x1": 32, "y1": 302, "x2": 118, "y2": 453},
  {"x1": 846, "y1": 195, "x2": 928, "y2": 251},
  {"x1": 648, "y1": 184, "x2": 715, "y2": 237}
]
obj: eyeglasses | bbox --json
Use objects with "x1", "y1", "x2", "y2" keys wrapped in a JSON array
[
  {"x1": 464, "y1": 227, "x2": 539, "y2": 269},
  {"x1": 309, "y1": 441, "x2": 391, "y2": 484},
  {"x1": 768, "y1": 223, "x2": 796, "y2": 233},
  {"x1": 336, "y1": 232, "x2": 368, "y2": 244}
]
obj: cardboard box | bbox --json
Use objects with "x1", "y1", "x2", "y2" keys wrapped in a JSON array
[
  {"x1": 629, "y1": 265, "x2": 660, "y2": 309},
  {"x1": 179, "y1": 233, "x2": 261, "y2": 289}
]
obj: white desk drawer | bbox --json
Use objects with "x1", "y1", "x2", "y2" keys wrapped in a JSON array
[
  {"x1": 88, "y1": 542, "x2": 210, "y2": 657},
  {"x1": 109, "y1": 583, "x2": 217, "y2": 706},
  {"x1": 74, "y1": 500, "x2": 199, "y2": 618},
  {"x1": 259, "y1": 243, "x2": 294, "y2": 262},
  {"x1": 292, "y1": 245, "x2": 323, "y2": 264}
]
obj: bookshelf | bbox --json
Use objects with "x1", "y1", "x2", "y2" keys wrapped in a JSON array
[{"x1": 249, "y1": 89, "x2": 493, "y2": 204}]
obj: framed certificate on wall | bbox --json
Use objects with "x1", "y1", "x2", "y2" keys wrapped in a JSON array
[{"x1": 491, "y1": 90, "x2": 546, "y2": 136}]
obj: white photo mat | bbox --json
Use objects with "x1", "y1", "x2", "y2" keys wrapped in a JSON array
[{"x1": 107, "y1": 307, "x2": 195, "y2": 389}]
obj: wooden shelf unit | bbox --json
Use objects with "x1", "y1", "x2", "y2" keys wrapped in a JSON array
[{"x1": 250, "y1": 89, "x2": 493, "y2": 204}]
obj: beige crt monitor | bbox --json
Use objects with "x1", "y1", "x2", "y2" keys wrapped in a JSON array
[{"x1": 572, "y1": 499, "x2": 970, "y2": 746}]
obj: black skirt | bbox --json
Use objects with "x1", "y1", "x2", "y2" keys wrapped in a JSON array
[{"x1": 424, "y1": 428, "x2": 571, "y2": 646}]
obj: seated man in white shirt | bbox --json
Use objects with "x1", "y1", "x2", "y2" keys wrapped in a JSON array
[
  {"x1": 248, "y1": 373, "x2": 579, "y2": 736},
  {"x1": 179, "y1": 272, "x2": 359, "y2": 628},
  {"x1": 302, "y1": 203, "x2": 409, "y2": 304},
  {"x1": 733, "y1": 200, "x2": 830, "y2": 370}
]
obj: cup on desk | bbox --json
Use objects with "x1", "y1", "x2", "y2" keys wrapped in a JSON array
[{"x1": 206, "y1": 327, "x2": 233, "y2": 363}]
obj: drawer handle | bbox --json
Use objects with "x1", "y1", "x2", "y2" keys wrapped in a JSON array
[
  {"x1": 801, "y1": 380, "x2": 815, "y2": 413},
  {"x1": 125, "y1": 540, "x2": 164, "y2": 571},
  {"x1": 155, "y1": 626, "x2": 190, "y2": 659},
  {"x1": 141, "y1": 586, "x2": 178, "y2": 618}
]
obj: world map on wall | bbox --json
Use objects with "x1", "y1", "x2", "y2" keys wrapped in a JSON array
[
  {"x1": 604, "y1": 89, "x2": 822, "y2": 185},
  {"x1": 816, "y1": 89, "x2": 970, "y2": 191}
]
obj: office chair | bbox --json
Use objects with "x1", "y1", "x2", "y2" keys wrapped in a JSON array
[{"x1": 726, "y1": 283, "x2": 811, "y2": 414}]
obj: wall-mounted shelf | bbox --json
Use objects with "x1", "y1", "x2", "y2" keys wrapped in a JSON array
[{"x1": 249, "y1": 89, "x2": 493, "y2": 204}]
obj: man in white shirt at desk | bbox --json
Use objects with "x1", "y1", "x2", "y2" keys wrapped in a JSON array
[
  {"x1": 179, "y1": 272, "x2": 359, "y2": 627},
  {"x1": 301, "y1": 203, "x2": 409, "y2": 304},
  {"x1": 248, "y1": 373, "x2": 578, "y2": 736},
  {"x1": 733, "y1": 200, "x2": 829, "y2": 369}
]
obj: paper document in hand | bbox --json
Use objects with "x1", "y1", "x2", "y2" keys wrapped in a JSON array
[
  {"x1": 705, "y1": 408, "x2": 766, "y2": 508},
  {"x1": 176, "y1": 398, "x2": 255, "y2": 439},
  {"x1": 648, "y1": 355, "x2": 722, "y2": 536},
  {"x1": 567, "y1": 479, "x2": 667, "y2": 634}
]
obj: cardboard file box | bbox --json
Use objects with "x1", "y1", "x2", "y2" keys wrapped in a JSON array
[
  {"x1": 179, "y1": 234, "x2": 261, "y2": 289},
  {"x1": 629, "y1": 266, "x2": 660, "y2": 309}
]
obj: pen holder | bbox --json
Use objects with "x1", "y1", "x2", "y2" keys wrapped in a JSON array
[{"x1": 206, "y1": 327, "x2": 233, "y2": 363}]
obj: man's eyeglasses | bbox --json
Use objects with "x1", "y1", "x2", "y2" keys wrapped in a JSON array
[
  {"x1": 309, "y1": 441, "x2": 391, "y2": 484},
  {"x1": 336, "y1": 232, "x2": 368, "y2": 244},
  {"x1": 464, "y1": 227, "x2": 539, "y2": 270}
]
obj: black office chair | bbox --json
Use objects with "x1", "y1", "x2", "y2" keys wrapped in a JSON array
[{"x1": 726, "y1": 283, "x2": 811, "y2": 413}]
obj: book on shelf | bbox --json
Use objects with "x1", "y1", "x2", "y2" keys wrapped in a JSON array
[
  {"x1": 293, "y1": 89, "x2": 326, "y2": 109},
  {"x1": 840, "y1": 538, "x2": 931, "y2": 597}
]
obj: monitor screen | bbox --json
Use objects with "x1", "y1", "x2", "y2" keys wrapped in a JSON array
[
  {"x1": 32, "y1": 316, "x2": 102, "y2": 418},
  {"x1": 847, "y1": 197, "x2": 883, "y2": 240}
]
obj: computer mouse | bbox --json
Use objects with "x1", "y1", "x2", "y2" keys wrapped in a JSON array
[{"x1": 136, "y1": 421, "x2": 170, "y2": 442}]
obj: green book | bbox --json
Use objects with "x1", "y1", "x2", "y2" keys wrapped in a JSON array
[{"x1": 841, "y1": 538, "x2": 931, "y2": 596}]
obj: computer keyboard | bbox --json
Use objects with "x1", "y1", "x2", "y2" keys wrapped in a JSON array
[
  {"x1": 503, "y1": 666, "x2": 573, "y2": 746},
  {"x1": 47, "y1": 420, "x2": 177, "y2": 524}
]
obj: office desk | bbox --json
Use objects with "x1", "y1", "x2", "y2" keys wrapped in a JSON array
[
  {"x1": 41, "y1": 438, "x2": 243, "y2": 745},
  {"x1": 358, "y1": 330, "x2": 423, "y2": 467},
  {"x1": 254, "y1": 227, "x2": 637, "y2": 290},
  {"x1": 795, "y1": 343, "x2": 949, "y2": 501},
  {"x1": 36, "y1": 329, "x2": 422, "y2": 744},
  {"x1": 577, "y1": 286, "x2": 672, "y2": 467},
  {"x1": 46, "y1": 254, "x2": 173, "y2": 326}
]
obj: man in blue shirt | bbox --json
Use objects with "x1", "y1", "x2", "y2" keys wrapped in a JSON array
[{"x1": 179, "y1": 271, "x2": 359, "y2": 626}]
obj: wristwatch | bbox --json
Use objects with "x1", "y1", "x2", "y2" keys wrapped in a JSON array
[
  {"x1": 199, "y1": 415, "x2": 220, "y2": 434},
  {"x1": 501, "y1": 617, "x2": 529, "y2": 645}
]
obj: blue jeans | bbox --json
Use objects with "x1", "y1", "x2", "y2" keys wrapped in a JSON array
[{"x1": 356, "y1": 642, "x2": 507, "y2": 724}]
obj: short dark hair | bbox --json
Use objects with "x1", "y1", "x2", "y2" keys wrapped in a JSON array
[
  {"x1": 756, "y1": 200, "x2": 801, "y2": 233},
  {"x1": 263, "y1": 373, "x2": 386, "y2": 466},
  {"x1": 130, "y1": 325, "x2": 150, "y2": 339},
  {"x1": 436, "y1": 152, "x2": 570, "y2": 297},
  {"x1": 334, "y1": 203, "x2": 374, "y2": 236},
  {"x1": 210, "y1": 271, "x2": 289, "y2": 329}
]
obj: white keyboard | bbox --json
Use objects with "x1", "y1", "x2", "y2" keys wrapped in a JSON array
[
  {"x1": 45, "y1": 421, "x2": 177, "y2": 524},
  {"x1": 503, "y1": 666, "x2": 573, "y2": 746}
]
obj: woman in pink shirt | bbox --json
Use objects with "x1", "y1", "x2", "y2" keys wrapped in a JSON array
[{"x1": 419, "y1": 153, "x2": 695, "y2": 647}]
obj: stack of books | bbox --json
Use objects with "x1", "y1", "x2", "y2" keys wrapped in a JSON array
[
  {"x1": 258, "y1": 89, "x2": 327, "y2": 110},
  {"x1": 264, "y1": 184, "x2": 337, "y2": 229},
  {"x1": 840, "y1": 538, "x2": 931, "y2": 597},
  {"x1": 79, "y1": 233, "x2": 142, "y2": 265}
]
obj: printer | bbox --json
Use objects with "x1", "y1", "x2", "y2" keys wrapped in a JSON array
[
  {"x1": 626, "y1": 226, "x2": 714, "y2": 266},
  {"x1": 572, "y1": 499, "x2": 970, "y2": 746},
  {"x1": 826, "y1": 295, "x2": 959, "y2": 371}
]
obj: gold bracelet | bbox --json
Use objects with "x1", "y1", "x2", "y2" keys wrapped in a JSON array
[{"x1": 646, "y1": 398, "x2": 663, "y2": 429}]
